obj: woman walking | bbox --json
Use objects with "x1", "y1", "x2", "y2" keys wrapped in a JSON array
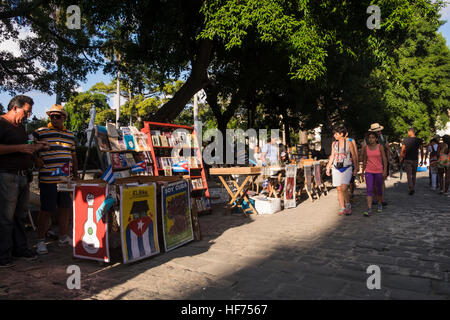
[
  {"x1": 326, "y1": 126, "x2": 358, "y2": 215},
  {"x1": 361, "y1": 132, "x2": 387, "y2": 216},
  {"x1": 437, "y1": 135, "x2": 449, "y2": 194}
]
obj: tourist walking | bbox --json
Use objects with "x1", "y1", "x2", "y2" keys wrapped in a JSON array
[
  {"x1": 361, "y1": 132, "x2": 387, "y2": 216},
  {"x1": 367, "y1": 123, "x2": 390, "y2": 206},
  {"x1": 326, "y1": 126, "x2": 358, "y2": 215},
  {"x1": 399, "y1": 128, "x2": 423, "y2": 195},
  {"x1": 0, "y1": 95, "x2": 49, "y2": 267},
  {"x1": 33, "y1": 104, "x2": 78, "y2": 255},
  {"x1": 423, "y1": 136, "x2": 440, "y2": 190},
  {"x1": 437, "y1": 135, "x2": 449, "y2": 194},
  {"x1": 345, "y1": 133, "x2": 359, "y2": 201}
]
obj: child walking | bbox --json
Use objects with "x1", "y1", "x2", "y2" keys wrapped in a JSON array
[{"x1": 362, "y1": 132, "x2": 387, "y2": 216}]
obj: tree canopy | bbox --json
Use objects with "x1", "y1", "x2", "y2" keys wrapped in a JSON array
[{"x1": 1, "y1": 0, "x2": 449, "y2": 143}]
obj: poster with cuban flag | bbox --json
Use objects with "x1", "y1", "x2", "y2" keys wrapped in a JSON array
[
  {"x1": 73, "y1": 184, "x2": 109, "y2": 262},
  {"x1": 120, "y1": 184, "x2": 159, "y2": 263},
  {"x1": 161, "y1": 180, "x2": 193, "y2": 252}
]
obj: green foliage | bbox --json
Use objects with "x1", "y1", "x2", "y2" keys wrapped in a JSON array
[
  {"x1": 64, "y1": 86, "x2": 111, "y2": 135},
  {"x1": 25, "y1": 116, "x2": 48, "y2": 135},
  {"x1": 379, "y1": 19, "x2": 450, "y2": 141}
]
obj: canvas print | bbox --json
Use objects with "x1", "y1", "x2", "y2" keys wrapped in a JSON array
[
  {"x1": 124, "y1": 134, "x2": 136, "y2": 150},
  {"x1": 120, "y1": 184, "x2": 159, "y2": 263},
  {"x1": 135, "y1": 132, "x2": 150, "y2": 151},
  {"x1": 95, "y1": 125, "x2": 111, "y2": 151},
  {"x1": 73, "y1": 184, "x2": 109, "y2": 262},
  {"x1": 161, "y1": 180, "x2": 193, "y2": 251},
  {"x1": 284, "y1": 164, "x2": 297, "y2": 208}
]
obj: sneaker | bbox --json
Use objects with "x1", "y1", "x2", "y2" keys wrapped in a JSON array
[
  {"x1": 409, "y1": 190, "x2": 415, "y2": 195},
  {"x1": 36, "y1": 241, "x2": 48, "y2": 255},
  {"x1": 377, "y1": 204, "x2": 383, "y2": 213},
  {"x1": 13, "y1": 249, "x2": 38, "y2": 261},
  {"x1": 344, "y1": 203, "x2": 352, "y2": 215},
  {"x1": 338, "y1": 208, "x2": 345, "y2": 215},
  {"x1": 46, "y1": 229, "x2": 59, "y2": 240},
  {"x1": 58, "y1": 235, "x2": 72, "y2": 247},
  {"x1": 363, "y1": 208, "x2": 371, "y2": 217},
  {"x1": 0, "y1": 258, "x2": 15, "y2": 268}
]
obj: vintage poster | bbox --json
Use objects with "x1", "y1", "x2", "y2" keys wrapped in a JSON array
[
  {"x1": 73, "y1": 184, "x2": 110, "y2": 262},
  {"x1": 161, "y1": 180, "x2": 194, "y2": 251},
  {"x1": 120, "y1": 184, "x2": 159, "y2": 263},
  {"x1": 284, "y1": 164, "x2": 297, "y2": 209}
]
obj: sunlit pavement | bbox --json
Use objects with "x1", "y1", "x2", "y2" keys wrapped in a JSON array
[{"x1": 1, "y1": 172, "x2": 449, "y2": 300}]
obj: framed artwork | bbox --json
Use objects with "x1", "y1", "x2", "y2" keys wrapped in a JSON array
[
  {"x1": 161, "y1": 180, "x2": 193, "y2": 251},
  {"x1": 284, "y1": 164, "x2": 297, "y2": 208},
  {"x1": 120, "y1": 184, "x2": 159, "y2": 263},
  {"x1": 73, "y1": 184, "x2": 110, "y2": 262}
]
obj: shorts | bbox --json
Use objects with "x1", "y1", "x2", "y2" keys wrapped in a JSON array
[
  {"x1": 39, "y1": 183, "x2": 72, "y2": 212},
  {"x1": 332, "y1": 167, "x2": 353, "y2": 187}
]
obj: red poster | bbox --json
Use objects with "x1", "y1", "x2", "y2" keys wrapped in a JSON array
[{"x1": 73, "y1": 184, "x2": 109, "y2": 262}]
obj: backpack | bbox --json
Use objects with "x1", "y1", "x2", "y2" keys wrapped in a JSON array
[{"x1": 430, "y1": 144, "x2": 439, "y2": 167}]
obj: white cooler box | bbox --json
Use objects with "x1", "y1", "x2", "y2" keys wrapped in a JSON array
[{"x1": 252, "y1": 196, "x2": 281, "y2": 214}]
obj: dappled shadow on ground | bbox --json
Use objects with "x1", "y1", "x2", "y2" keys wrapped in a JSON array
[
  {"x1": 176, "y1": 174, "x2": 450, "y2": 300},
  {"x1": 1, "y1": 173, "x2": 449, "y2": 299}
]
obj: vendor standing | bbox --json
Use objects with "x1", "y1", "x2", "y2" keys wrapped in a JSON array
[
  {"x1": 33, "y1": 104, "x2": 78, "y2": 255},
  {"x1": 260, "y1": 137, "x2": 280, "y2": 166},
  {"x1": 0, "y1": 95, "x2": 49, "y2": 267}
]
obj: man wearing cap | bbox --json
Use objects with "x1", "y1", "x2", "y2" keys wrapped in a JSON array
[
  {"x1": 368, "y1": 123, "x2": 390, "y2": 205},
  {"x1": 33, "y1": 104, "x2": 78, "y2": 254},
  {"x1": 0, "y1": 95, "x2": 50, "y2": 267}
]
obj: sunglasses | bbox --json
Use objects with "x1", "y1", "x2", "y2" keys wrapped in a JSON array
[{"x1": 50, "y1": 114, "x2": 63, "y2": 120}]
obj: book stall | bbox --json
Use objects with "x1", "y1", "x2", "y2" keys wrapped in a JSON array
[{"x1": 70, "y1": 122, "x2": 205, "y2": 264}]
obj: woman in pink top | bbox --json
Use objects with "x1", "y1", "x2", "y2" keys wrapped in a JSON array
[{"x1": 362, "y1": 132, "x2": 387, "y2": 216}]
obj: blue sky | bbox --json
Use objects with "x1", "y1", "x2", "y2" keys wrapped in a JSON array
[{"x1": 1, "y1": 8, "x2": 449, "y2": 119}]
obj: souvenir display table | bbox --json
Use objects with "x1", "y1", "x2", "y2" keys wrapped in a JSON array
[{"x1": 209, "y1": 167, "x2": 262, "y2": 216}]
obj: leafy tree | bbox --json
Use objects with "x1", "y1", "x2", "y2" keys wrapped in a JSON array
[
  {"x1": 379, "y1": 20, "x2": 450, "y2": 141},
  {"x1": 64, "y1": 85, "x2": 113, "y2": 144},
  {"x1": 25, "y1": 116, "x2": 48, "y2": 135},
  {"x1": 0, "y1": 1, "x2": 103, "y2": 100}
]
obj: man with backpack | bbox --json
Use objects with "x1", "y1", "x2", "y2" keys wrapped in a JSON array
[{"x1": 422, "y1": 136, "x2": 440, "y2": 191}]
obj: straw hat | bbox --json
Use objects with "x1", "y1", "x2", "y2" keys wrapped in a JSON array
[
  {"x1": 46, "y1": 104, "x2": 68, "y2": 118},
  {"x1": 368, "y1": 123, "x2": 384, "y2": 132}
]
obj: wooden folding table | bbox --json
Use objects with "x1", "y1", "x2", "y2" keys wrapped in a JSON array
[{"x1": 209, "y1": 167, "x2": 262, "y2": 216}]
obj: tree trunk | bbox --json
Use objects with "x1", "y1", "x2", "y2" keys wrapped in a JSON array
[{"x1": 153, "y1": 39, "x2": 213, "y2": 123}]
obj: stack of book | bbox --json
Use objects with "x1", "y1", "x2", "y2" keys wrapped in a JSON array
[
  {"x1": 191, "y1": 178, "x2": 204, "y2": 190},
  {"x1": 194, "y1": 197, "x2": 211, "y2": 212}
]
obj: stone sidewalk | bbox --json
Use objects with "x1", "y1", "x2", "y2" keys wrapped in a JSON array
[{"x1": 1, "y1": 172, "x2": 449, "y2": 299}]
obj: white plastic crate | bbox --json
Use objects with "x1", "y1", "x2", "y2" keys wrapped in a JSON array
[{"x1": 252, "y1": 196, "x2": 281, "y2": 214}]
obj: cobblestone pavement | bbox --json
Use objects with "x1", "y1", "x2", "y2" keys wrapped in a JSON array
[{"x1": 1, "y1": 172, "x2": 449, "y2": 300}]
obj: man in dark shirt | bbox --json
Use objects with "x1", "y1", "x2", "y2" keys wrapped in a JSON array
[
  {"x1": 0, "y1": 95, "x2": 49, "y2": 267},
  {"x1": 400, "y1": 127, "x2": 423, "y2": 195}
]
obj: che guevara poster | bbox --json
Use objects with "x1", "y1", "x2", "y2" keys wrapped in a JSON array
[
  {"x1": 161, "y1": 180, "x2": 193, "y2": 251},
  {"x1": 73, "y1": 184, "x2": 109, "y2": 262},
  {"x1": 120, "y1": 184, "x2": 159, "y2": 263}
]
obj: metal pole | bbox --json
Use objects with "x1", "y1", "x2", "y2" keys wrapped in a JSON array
[{"x1": 116, "y1": 70, "x2": 121, "y2": 128}]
